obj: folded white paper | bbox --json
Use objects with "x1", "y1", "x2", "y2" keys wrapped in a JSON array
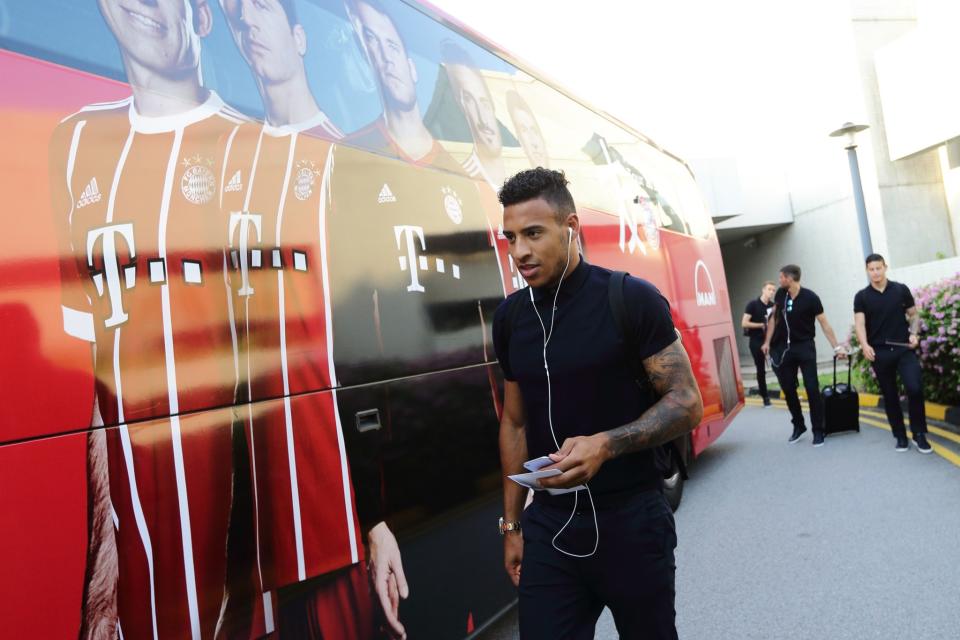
[{"x1": 509, "y1": 462, "x2": 585, "y2": 495}]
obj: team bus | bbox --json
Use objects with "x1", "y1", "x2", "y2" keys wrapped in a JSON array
[{"x1": 0, "y1": 0, "x2": 743, "y2": 637}]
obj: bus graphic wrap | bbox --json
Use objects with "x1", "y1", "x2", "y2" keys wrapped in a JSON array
[{"x1": 0, "y1": 0, "x2": 742, "y2": 637}]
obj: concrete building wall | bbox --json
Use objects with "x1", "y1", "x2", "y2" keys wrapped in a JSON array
[
  {"x1": 722, "y1": 197, "x2": 868, "y2": 361},
  {"x1": 851, "y1": 11, "x2": 956, "y2": 267},
  {"x1": 721, "y1": 0, "x2": 958, "y2": 365},
  {"x1": 938, "y1": 143, "x2": 960, "y2": 256},
  {"x1": 889, "y1": 256, "x2": 960, "y2": 290}
]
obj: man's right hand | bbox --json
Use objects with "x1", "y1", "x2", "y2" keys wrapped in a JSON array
[
  {"x1": 862, "y1": 343, "x2": 876, "y2": 362},
  {"x1": 504, "y1": 532, "x2": 523, "y2": 587}
]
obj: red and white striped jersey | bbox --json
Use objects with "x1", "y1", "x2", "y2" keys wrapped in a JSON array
[
  {"x1": 346, "y1": 117, "x2": 463, "y2": 173},
  {"x1": 219, "y1": 115, "x2": 362, "y2": 592},
  {"x1": 51, "y1": 91, "x2": 255, "y2": 639}
]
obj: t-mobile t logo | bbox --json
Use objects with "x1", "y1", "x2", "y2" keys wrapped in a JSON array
[
  {"x1": 394, "y1": 225, "x2": 460, "y2": 293},
  {"x1": 229, "y1": 211, "x2": 263, "y2": 297},
  {"x1": 86, "y1": 223, "x2": 136, "y2": 328}
]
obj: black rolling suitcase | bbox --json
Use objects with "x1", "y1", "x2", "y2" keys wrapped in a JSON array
[{"x1": 821, "y1": 356, "x2": 859, "y2": 434}]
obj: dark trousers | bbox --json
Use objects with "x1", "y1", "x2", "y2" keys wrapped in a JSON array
[
  {"x1": 872, "y1": 346, "x2": 927, "y2": 438},
  {"x1": 518, "y1": 490, "x2": 678, "y2": 640},
  {"x1": 749, "y1": 336, "x2": 769, "y2": 400},
  {"x1": 771, "y1": 340, "x2": 823, "y2": 434}
]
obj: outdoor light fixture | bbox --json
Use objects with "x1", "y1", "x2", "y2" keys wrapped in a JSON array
[
  {"x1": 829, "y1": 121, "x2": 873, "y2": 260},
  {"x1": 829, "y1": 121, "x2": 870, "y2": 150}
]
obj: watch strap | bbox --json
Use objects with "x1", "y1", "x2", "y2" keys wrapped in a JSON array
[{"x1": 498, "y1": 517, "x2": 521, "y2": 534}]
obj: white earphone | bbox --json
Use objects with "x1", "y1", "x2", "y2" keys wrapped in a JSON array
[{"x1": 528, "y1": 222, "x2": 599, "y2": 558}]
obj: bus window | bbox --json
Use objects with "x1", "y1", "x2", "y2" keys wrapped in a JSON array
[{"x1": 615, "y1": 142, "x2": 691, "y2": 236}]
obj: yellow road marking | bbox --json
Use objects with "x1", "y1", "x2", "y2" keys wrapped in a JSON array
[
  {"x1": 743, "y1": 398, "x2": 960, "y2": 469},
  {"x1": 925, "y1": 425, "x2": 960, "y2": 446},
  {"x1": 746, "y1": 398, "x2": 960, "y2": 447},
  {"x1": 748, "y1": 398, "x2": 960, "y2": 444},
  {"x1": 859, "y1": 416, "x2": 960, "y2": 467}
]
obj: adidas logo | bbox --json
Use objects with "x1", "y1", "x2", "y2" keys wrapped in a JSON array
[
  {"x1": 225, "y1": 170, "x2": 242, "y2": 193},
  {"x1": 77, "y1": 178, "x2": 102, "y2": 208},
  {"x1": 377, "y1": 183, "x2": 396, "y2": 204}
]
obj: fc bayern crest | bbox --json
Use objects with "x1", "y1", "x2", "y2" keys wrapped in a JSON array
[
  {"x1": 294, "y1": 159, "x2": 320, "y2": 201},
  {"x1": 180, "y1": 154, "x2": 216, "y2": 205},
  {"x1": 441, "y1": 186, "x2": 463, "y2": 225}
]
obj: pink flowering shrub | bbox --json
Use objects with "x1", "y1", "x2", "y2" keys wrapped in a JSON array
[{"x1": 849, "y1": 272, "x2": 960, "y2": 405}]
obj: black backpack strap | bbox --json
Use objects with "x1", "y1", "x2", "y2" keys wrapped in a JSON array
[
  {"x1": 609, "y1": 271, "x2": 629, "y2": 348},
  {"x1": 608, "y1": 271, "x2": 688, "y2": 480},
  {"x1": 608, "y1": 271, "x2": 646, "y2": 385}
]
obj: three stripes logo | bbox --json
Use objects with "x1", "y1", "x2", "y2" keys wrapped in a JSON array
[
  {"x1": 377, "y1": 183, "x2": 396, "y2": 204},
  {"x1": 77, "y1": 178, "x2": 102, "y2": 209},
  {"x1": 225, "y1": 170, "x2": 243, "y2": 193}
]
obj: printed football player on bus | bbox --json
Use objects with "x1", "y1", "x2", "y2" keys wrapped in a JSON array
[
  {"x1": 441, "y1": 43, "x2": 527, "y2": 293},
  {"x1": 442, "y1": 43, "x2": 508, "y2": 191},
  {"x1": 217, "y1": 0, "x2": 406, "y2": 637},
  {"x1": 49, "y1": 0, "x2": 256, "y2": 638},
  {"x1": 332, "y1": 2, "x2": 509, "y2": 635},
  {"x1": 505, "y1": 89, "x2": 550, "y2": 170},
  {"x1": 344, "y1": 0, "x2": 461, "y2": 172}
]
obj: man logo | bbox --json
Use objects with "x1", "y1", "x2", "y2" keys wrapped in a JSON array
[
  {"x1": 694, "y1": 259, "x2": 717, "y2": 307},
  {"x1": 181, "y1": 154, "x2": 216, "y2": 205}
]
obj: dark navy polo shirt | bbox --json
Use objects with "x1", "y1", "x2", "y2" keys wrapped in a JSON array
[
  {"x1": 853, "y1": 280, "x2": 915, "y2": 347},
  {"x1": 492, "y1": 259, "x2": 677, "y2": 505},
  {"x1": 771, "y1": 286, "x2": 824, "y2": 346}
]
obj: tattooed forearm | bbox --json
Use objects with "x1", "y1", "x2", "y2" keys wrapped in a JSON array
[{"x1": 604, "y1": 341, "x2": 704, "y2": 459}]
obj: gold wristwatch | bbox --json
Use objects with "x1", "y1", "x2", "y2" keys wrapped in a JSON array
[{"x1": 498, "y1": 517, "x2": 521, "y2": 535}]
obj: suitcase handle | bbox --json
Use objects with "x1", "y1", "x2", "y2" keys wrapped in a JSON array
[{"x1": 832, "y1": 355, "x2": 851, "y2": 387}]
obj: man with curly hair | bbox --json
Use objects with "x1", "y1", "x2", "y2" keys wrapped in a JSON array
[{"x1": 493, "y1": 167, "x2": 703, "y2": 639}]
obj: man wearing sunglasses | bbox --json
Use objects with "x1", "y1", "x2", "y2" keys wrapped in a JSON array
[{"x1": 761, "y1": 264, "x2": 847, "y2": 446}]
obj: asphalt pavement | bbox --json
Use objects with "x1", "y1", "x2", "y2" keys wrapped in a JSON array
[{"x1": 477, "y1": 402, "x2": 960, "y2": 640}]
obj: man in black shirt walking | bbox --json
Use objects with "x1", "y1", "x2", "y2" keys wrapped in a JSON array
[
  {"x1": 762, "y1": 264, "x2": 847, "y2": 446},
  {"x1": 853, "y1": 254, "x2": 932, "y2": 453},
  {"x1": 742, "y1": 281, "x2": 777, "y2": 406},
  {"x1": 493, "y1": 168, "x2": 703, "y2": 639}
]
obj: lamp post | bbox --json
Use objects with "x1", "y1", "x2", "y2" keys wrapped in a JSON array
[{"x1": 829, "y1": 121, "x2": 873, "y2": 260}]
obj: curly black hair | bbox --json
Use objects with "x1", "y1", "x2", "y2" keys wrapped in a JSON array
[{"x1": 498, "y1": 168, "x2": 575, "y2": 222}]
